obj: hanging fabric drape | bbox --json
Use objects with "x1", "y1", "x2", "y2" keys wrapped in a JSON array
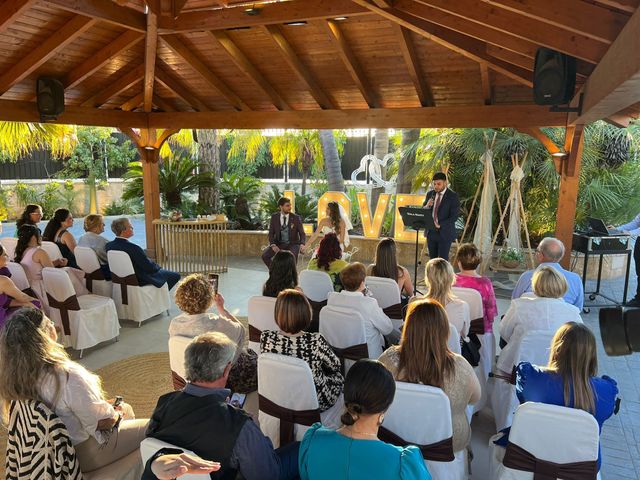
[
  {"x1": 506, "y1": 163, "x2": 525, "y2": 251},
  {"x1": 473, "y1": 149, "x2": 497, "y2": 255}
]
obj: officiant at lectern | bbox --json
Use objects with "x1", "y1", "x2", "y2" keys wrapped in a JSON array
[{"x1": 422, "y1": 172, "x2": 460, "y2": 261}]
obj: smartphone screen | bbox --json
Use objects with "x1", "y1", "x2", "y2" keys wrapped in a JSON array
[
  {"x1": 229, "y1": 392, "x2": 246, "y2": 408},
  {"x1": 208, "y1": 273, "x2": 219, "y2": 295}
]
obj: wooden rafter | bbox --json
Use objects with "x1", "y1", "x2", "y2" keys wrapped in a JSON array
[
  {"x1": 172, "y1": 0, "x2": 190, "y2": 18},
  {"x1": 263, "y1": 24, "x2": 336, "y2": 110},
  {"x1": 208, "y1": 30, "x2": 290, "y2": 111},
  {"x1": 144, "y1": 11, "x2": 158, "y2": 112},
  {"x1": 479, "y1": 63, "x2": 491, "y2": 105},
  {"x1": 324, "y1": 19, "x2": 379, "y2": 108},
  {"x1": 591, "y1": 0, "x2": 639, "y2": 13},
  {"x1": 155, "y1": 60, "x2": 211, "y2": 112},
  {"x1": 43, "y1": 0, "x2": 146, "y2": 32},
  {"x1": 152, "y1": 94, "x2": 177, "y2": 112},
  {"x1": 80, "y1": 65, "x2": 145, "y2": 108},
  {"x1": 0, "y1": 15, "x2": 96, "y2": 96},
  {"x1": 394, "y1": 24, "x2": 434, "y2": 107},
  {"x1": 0, "y1": 0, "x2": 36, "y2": 35},
  {"x1": 161, "y1": 35, "x2": 249, "y2": 111},
  {"x1": 351, "y1": 2, "x2": 533, "y2": 87},
  {"x1": 62, "y1": 30, "x2": 143, "y2": 90},
  {"x1": 521, "y1": 128, "x2": 561, "y2": 155},
  {"x1": 405, "y1": 0, "x2": 607, "y2": 64},
  {"x1": 159, "y1": 0, "x2": 370, "y2": 33},
  {"x1": 485, "y1": 45, "x2": 593, "y2": 79},
  {"x1": 120, "y1": 92, "x2": 144, "y2": 111},
  {"x1": 372, "y1": 0, "x2": 394, "y2": 6}
]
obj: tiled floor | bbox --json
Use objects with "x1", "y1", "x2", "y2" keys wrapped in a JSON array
[{"x1": 72, "y1": 254, "x2": 640, "y2": 479}]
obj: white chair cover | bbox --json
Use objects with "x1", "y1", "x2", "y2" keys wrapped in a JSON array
[
  {"x1": 140, "y1": 437, "x2": 201, "y2": 480},
  {"x1": 247, "y1": 296, "x2": 278, "y2": 354},
  {"x1": 168, "y1": 335, "x2": 192, "y2": 382},
  {"x1": 320, "y1": 305, "x2": 368, "y2": 373},
  {"x1": 42, "y1": 267, "x2": 119, "y2": 355},
  {"x1": 382, "y1": 382, "x2": 466, "y2": 480},
  {"x1": 365, "y1": 276, "x2": 403, "y2": 330},
  {"x1": 0, "y1": 237, "x2": 17, "y2": 261},
  {"x1": 6, "y1": 261, "x2": 30, "y2": 291},
  {"x1": 75, "y1": 247, "x2": 112, "y2": 298},
  {"x1": 451, "y1": 286, "x2": 483, "y2": 323},
  {"x1": 491, "y1": 330, "x2": 555, "y2": 431},
  {"x1": 299, "y1": 270, "x2": 333, "y2": 302},
  {"x1": 107, "y1": 250, "x2": 170, "y2": 324},
  {"x1": 41, "y1": 241, "x2": 63, "y2": 261},
  {"x1": 449, "y1": 323, "x2": 462, "y2": 355},
  {"x1": 491, "y1": 402, "x2": 599, "y2": 480}
]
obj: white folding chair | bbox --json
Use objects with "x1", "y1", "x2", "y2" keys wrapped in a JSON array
[
  {"x1": 365, "y1": 276, "x2": 403, "y2": 330},
  {"x1": 258, "y1": 353, "x2": 322, "y2": 449},
  {"x1": 41, "y1": 241, "x2": 63, "y2": 261},
  {"x1": 107, "y1": 250, "x2": 170, "y2": 325},
  {"x1": 140, "y1": 438, "x2": 201, "y2": 480},
  {"x1": 0, "y1": 237, "x2": 17, "y2": 261},
  {"x1": 382, "y1": 382, "x2": 466, "y2": 480},
  {"x1": 75, "y1": 247, "x2": 112, "y2": 298},
  {"x1": 491, "y1": 330, "x2": 556, "y2": 431},
  {"x1": 42, "y1": 267, "x2": 120, "y2": 358},
  {"x1": 448, "y1": 323, "x2": 462, "y2": 355},
  {"x1": 299, "y1": 270, "x2": 333, "y2": 302},
  {"x1": 247, "y1": 296, "x2": 278, "y2": 354},
  {"x1": 6, "y1": 261, "x2": 31, "y2": 291},
  {"x1": 490, "y1": 402, "x2": 600, "y2": 480},
  {"x1": 168, "y1": 335, "x2": 192, "y2": 390},
  {"x1": 320, "y1": 305, "x2": 369, "y2": 373}
]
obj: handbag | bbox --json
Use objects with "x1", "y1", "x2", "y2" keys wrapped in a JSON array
[{"x1": 461, "y1": 333, "x2": 481, "y2": 367}]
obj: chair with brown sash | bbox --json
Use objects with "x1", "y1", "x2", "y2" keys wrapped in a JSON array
[
  {"x1": 42, "y1": 267, "x2": 119, "y2": 358},
  {"x1": 247, "y1": 296, "x2": 278, "y2": 354},
  {"x1": 168, "y1": 335, "x2": 192, "y2": 390},
  {"x1": 257, "y1": 353, "x2": 322, "y2": 449},
  {"x1": 0, "y1": 236, "x2": 17, "y2": 260},
  {"x1": 489, "y1": 402, "x2": 600, "y2": 480},
  {"x1": 6, "y1": 261, "x2": 38, "y2": 298},
  {"x1": 319, "y1": 305, "x2": 368, "y2": 375},
  {"x1": 299, "y1": 270, "x2": 333, "y2": 332},
  {"x1": 75, "y1": 246, "x2": 112, "y2": 298},
  {"x1": 42, "y1": 240, "x2": 64, "y2": 261},
  {"x1": 107, "y1": 250, "x2": 170, "y2": 325},
  {"x1": 365, "y1": 276, "x2": 404, "y2": 331},
  {"x1": 380, "y1": 382, "x2": 466, "y2": 480}
]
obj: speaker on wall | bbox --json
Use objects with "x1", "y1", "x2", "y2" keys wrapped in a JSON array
[
  {"x1": 36, "y1": 77, "x2": 65, "y2": 121},
  {"x1": 533, "y1": 48, "x2": 576, "y2": 106}
]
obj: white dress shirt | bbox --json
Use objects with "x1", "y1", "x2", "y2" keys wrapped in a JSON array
[
  {"x1": 327, "y1": 290, "x2": 393, "y2": 358},
  {"x1": 281, "y1": 214, "x2": 290, "y2": 227}
]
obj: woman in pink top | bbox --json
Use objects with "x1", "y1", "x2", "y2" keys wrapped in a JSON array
[{"x1": 454, "y1": 243, "x2": 497, "y2": 333}]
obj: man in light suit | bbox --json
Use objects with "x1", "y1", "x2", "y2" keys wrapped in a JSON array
[
  {"x1": 422, "y1": 172, "x2": 460, "y2": 261},
  {"x1": 261, "y1": 197, "x2": 306, "y2": 268},
  {"x1": 105, "y1": 217, "x2": 181, "y2": 290}
]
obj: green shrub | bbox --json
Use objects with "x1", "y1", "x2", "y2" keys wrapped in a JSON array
[{"x1": 103, "y1": 198, "x2": 143, "y2": 216}]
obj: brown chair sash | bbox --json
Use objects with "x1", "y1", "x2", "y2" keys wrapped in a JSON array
[
  {"x1": 331, "y1": 343, "x2": 369, "y2": 375},
  {"x1": 249, "y1": 324, "x2": 262, "y2": 343},
  {"x1": 503, "y1": 442, "x2": 598, "y2": 480},
  {"x1": 307, "y1": 298, "x2": 327, "y2": 333},
  {"x1": 84, "y1": 268, "x2": 105, "y2": 292},
  {"x1": 46, "y1": 294, "x2": 80, "y2": 336},
  {"x1": 383, "y1": 303, "x2": 404, "y2": 319},
  {"x1": 23, "y1": 287, "x2": 38, "y2": 299},
  {"x1": 258, "y1": 394, "x2": 321, "y2": 447},
  {"x1": 110, "y1": 273, "x2": 138, "y2": 305},
  {"x1": 469, "y1": 317, "x2": 485, "y2": 335},
  {"x1": 171, "y1": 371, "x2": 186, "y2": 391},
  {"x1": 378, "y1": 426, "x2": 455, "y2": 461}
]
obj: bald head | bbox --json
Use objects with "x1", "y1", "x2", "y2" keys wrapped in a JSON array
[{"x1": 537, "y1": 237, "x2": 565, "y2": 263}]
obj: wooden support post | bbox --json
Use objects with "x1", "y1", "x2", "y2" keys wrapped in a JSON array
[{"x1": 555, "y1": 125, "x2": 585, "y2": 269}]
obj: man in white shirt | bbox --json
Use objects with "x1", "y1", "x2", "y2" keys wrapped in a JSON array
[{"x1": 327, "y1": 262, "x2": 394, "y2": 358}]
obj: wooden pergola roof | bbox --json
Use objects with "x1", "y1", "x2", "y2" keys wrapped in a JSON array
[{"x1": 1, "y1": 0, "x2": 639, "y2": 130}]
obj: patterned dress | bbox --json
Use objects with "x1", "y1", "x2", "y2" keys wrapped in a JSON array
[{"x1": 260, "y1": 331, "x2": 344, "y2": 411}]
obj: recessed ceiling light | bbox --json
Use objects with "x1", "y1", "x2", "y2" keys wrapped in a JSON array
[
  {"x1": 226, "y1": 26, "x2": 251, "y2": 31},
  {"x1": 334, "y1": 17, "x2": 348, "y2": 21},
  {"x1": 284, "y1": 21, "x2": 307, "y2": 26},
  {"x1": 244, "y1": 7, "x2": 260, "y2": 15}
]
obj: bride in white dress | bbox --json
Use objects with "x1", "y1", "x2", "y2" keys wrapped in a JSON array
[{"x1": 303, "y1": 201, "x2": 352, "y2": 253}]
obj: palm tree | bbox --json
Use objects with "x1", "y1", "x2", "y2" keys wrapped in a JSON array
[
  {"x1": 396, "y1": 129, "x2": 420, "y2": 194},
  {"x1": 0, "y1": 122, "x2": 76, "y2": 160},
  {"x1": 196, "y1": 129, "x2": 221, "y2": 212},
  {"x1": 320, "y1": 129, "x2": 344, "y2": 192}
]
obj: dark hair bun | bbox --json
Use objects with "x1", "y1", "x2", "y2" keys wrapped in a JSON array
[{"x1": 341, "y1": 411, "x2": 355, "y2": 426}]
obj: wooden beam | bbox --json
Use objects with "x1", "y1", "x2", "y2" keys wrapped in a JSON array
[
  {"x1": 159, "y1": 0, "x2": 370, "y2": 33},
  {"x1": 155, "y1": 60, "x2": 211, "y2": 111},
  {"x1": 0, "y1": 15, "x2": 96, "y2": 96},
  {"x1": 44, "y1": 0, "x2": 146, "y2": 32},
  {"x1": 479, "y1": 63, "x2": 491, "y2": 105},
  {"x1": 351, "y1": 2, "x2": 533, "y2": 87},
  {"x1": 62, "y1": 30, "x2": 143, "y2": 90},
  {"x1": 405, "y1": 0, "x2": 607, "y2": 64},
  {"x1": 208, "y1": 30, "x2": 290, "y2": 111},
  {"x1": 161, "y1": 35, "x2": 249, "y2": 111},
  {"x1": 394, "y1": 25, "x2": 434, "y2": 107},
  {"x1": 590, "y1": 0, "x2": 639, "y2": 14},
  {"x1": 521, "y1": 127, "x2": 561, "y2": 155},
  {"x1": 141, "y1": 154, "x2": 160, "y2": 257},
  {"x1": 172, "y1": 0, "x2": 189, "y2": 18},
  {"x1": 120, "y1": 92, "x2": 144, "y2": 111},
  {"x1": 570, "y1": 6, "x2": 640, "y2": 125},
  {"x1": 152, "y1": 94, "x2": 177, "y2": 112},
  {"x1": 263, "y1": 24, "x2": 336, "y2": 110},
  {"x1": 80, "y1": 65, "x2": 145, "y2": 108},
  {"x1": 145, "y1": 105, "x2": 568, "y2": 129},
  {"x1": 0, "y1": 0, "x2": 36, "y2": 36},
  {"x1": 144, "y1": 11, "x2": 158, "y2": 112},
  {"x1": 486, "y1": 44, "x2": 593, "y2": 79},
  {"x1": 324, "y1": 19, "x2": 379, "y2": 107},
  {"x1": 372, "y1": 0, "x2": 394, "y2": 6}
]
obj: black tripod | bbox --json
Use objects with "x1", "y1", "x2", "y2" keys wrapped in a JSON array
[{"x1": 399, "y1": 206, "x2": 435, "y2": 296}]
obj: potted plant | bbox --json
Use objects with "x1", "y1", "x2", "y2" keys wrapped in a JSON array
[
  {"x1": 169, "y1": 210, "x2": 182, "y2": 222},
  {"x1": 499, "y1": 247, "x2": 524, "y2": 269}
]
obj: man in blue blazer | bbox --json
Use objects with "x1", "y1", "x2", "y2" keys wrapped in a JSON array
[
  {"x1": 422, "y1": 172, "x2": 460, "y2": 261},
  {"x1": 105, "y1": 217, "x2": 181, "y2": 290}
]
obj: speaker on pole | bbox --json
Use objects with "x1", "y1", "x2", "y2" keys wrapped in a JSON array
[
  {"x1": 533, "y1": 48, "x2": 576, "y2": 106},
  {"x1": 36, "y1": 77, "x2": 65, "y2": 122}
]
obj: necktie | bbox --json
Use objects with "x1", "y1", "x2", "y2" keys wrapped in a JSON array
[
  {"x1": 433, "y1": 193, "x2": 442, "y2": 221},
  {"x1": 283, "y1": 215, "x2": 288, "y2": 227}
]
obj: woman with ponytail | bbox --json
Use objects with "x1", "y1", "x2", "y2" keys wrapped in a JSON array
[{"x1": 298, "y1": 359, "x2": 431, "y2": 480}]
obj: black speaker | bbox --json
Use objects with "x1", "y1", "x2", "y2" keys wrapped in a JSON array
[
  {"x1": 533, "y1": 48, "x2": 576, "y2": 105},
  {"x1": 36, "y1": 77, "x2": 64, "y2": 121}
]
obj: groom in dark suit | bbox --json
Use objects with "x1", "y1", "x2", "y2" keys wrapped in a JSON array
[
  {"x1": 423, "y1": 172, "x2": 460, "y2": 261},
  {"x1": 261, "y1": 197, "x2": 306, "y2": 268}
]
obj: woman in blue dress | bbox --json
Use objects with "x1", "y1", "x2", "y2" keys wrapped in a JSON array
[{"x1": 299, "y1": 359, "x2": 431, "y2": 480}]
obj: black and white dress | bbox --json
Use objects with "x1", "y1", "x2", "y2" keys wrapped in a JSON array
[{"x1": 260, "y1": 330, "x2": 344, "y2": 411}]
